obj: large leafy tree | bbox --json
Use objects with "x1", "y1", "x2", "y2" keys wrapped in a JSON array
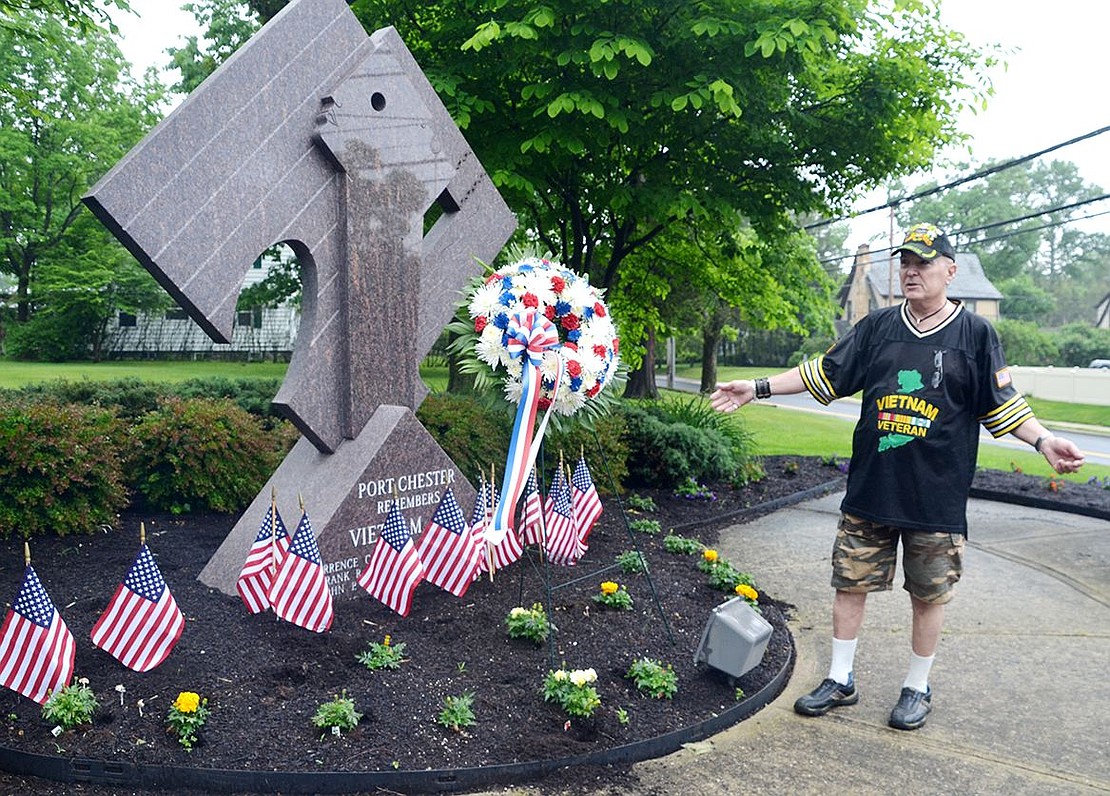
[
  {"x1": 192, "y1": 0, "x2": 992, "y2": 391},
  {"x1": 0, "y1": 10, "x2": 164, "y2": 354},
  {"x1": 897, "y1": 159, "x2": 1110, "y2": 326},
  {"x1": 0, "y1": 0, "x2": 130, "y2": 35}
]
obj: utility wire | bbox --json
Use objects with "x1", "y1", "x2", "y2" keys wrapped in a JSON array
[
  {"x1": 818, "y1": 200, "x2": 1110, "y2": 268},
  {"x1": 805, "y1": 124, "x2": 1110, "y2": 231}
]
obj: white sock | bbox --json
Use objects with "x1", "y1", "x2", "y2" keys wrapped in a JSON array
[
  {"x1": 903, "y1": 652, "x2": 935, "y2": 693},
  {"x1": 827, "y1": 637, "x2": 857, "y2": 686}
]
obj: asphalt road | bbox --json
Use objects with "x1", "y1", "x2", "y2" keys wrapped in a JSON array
[{"x1": 665, "y1": 376, "x2": 1110, "y2": 467}]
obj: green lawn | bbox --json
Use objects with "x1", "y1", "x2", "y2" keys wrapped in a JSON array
[{"x1": 0, "y1": 359, "x2": 289, "y2": 388}]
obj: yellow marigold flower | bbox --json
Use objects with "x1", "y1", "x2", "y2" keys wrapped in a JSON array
[
  {"x1": 703, "y1": 549, "x2": 719, "y2": 563},
  {"x1": 173, "y1": 691, "x2": 201, "y2": 714},
  {"x1": 735, "y1": 583, "x2": 759, "y2": 601},
  {"x1": 383, "y1": 634, "x2": 391, "y2": 647},
  {"x1": 600, "y1": 581, "x2": 619, "y2": 595}
]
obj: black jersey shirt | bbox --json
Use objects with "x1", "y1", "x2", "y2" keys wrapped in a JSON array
[{"x1": 798, "y1": 302, "x2": 1033, "y2": 535}]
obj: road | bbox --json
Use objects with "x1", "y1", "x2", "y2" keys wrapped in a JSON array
[{"x1": 666, "y1": 376, "x2": 1110, "y2": 467}]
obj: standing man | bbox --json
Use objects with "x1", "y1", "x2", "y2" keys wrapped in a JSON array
[{"x1": 710, "y1": 223, "x2": 1084, "y2": 730}]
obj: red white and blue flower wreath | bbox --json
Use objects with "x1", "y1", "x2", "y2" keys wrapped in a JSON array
[{"x1": 447, "y1": 257, "x2": 621, "y2": 542}]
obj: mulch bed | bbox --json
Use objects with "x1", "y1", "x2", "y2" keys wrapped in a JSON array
[{"x1": 1, "y1": 456, "x2": 1106, "y2": 795}]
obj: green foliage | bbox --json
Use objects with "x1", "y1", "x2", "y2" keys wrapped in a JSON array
[
  {"x1": 1056, "y1": 324, "x2": 1110, "y2": 368},
  {"x1": 416, "y1": 393, "x2": 510, "y2": 486},
  {"x1": 127, "y1": 397, "x2": 295, "y2": 514},
  {"x1": 615, "y1": 550, "x2": 649, "y2": 574},
  {"x1": 540, "y1": 411, "x2": 628, "y2": 497},
  {"x1": 41, "y1": 681, "x2": 98, "y2": 730},
  {"x1": 620, "y1": 400, "x2": 738, "y2": 487},
  {"x1": 628, "y1": 518, "x2": 662, "y2": 535},
  {"x1": 993, "y1": 319, "x2": 1059, "y2": 366},
  {"x1": 505, "y1": 603, "x2": 551, "y2": 644},
  {"x1": 698, "y1": 556, "x2": 755, "y2": 593},
  {"x1": 624, "y1": 493, "x2": 656, "y2": 512},
  {"x1": 663, "y1": 534, "x2": 703, "y2": 555},
  {"x1": 592, "y1": 582, "x2": 633, "y2": 611},
  {"x1": 165, "y1": 692, "x2": 210, "y2": 751},
  {"x1": 356, "y1": 637, "x2": 407, "y2": 672},
  {"x1": 0, "y1": 400, "x2": 128, "y2": 539},
  {"x1": 542, "y1": 668, "x2": 601, "y2": 718},
  {"x1": 437, "y1": 692, "x2": 477, "y2": 732},
  {"x1": 173, "y1": 377, "x2": 286, "y2": 426},
  {"x1": 625, "y1": 658, "x2": 678, "y2": 699},
  {"x1": 3, "y1": 378, "x2": 164, "y2": 420},
  {"x1": 731, "y1": 459, "x2": 767, "y2": 487},
  {"x1": 673, "y1": 477, "x2": 716, "y2": 501},
  {"x1": 311, "y1": 691, "x2": 362, "y2": 736}
]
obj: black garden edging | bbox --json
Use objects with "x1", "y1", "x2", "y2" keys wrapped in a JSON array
[
  {"x1": 969, "y1": 486, "x2": 1110, "y2": 522},
  {"x1": 0, "y1": 634, "x2": 794, "y2": 794}
]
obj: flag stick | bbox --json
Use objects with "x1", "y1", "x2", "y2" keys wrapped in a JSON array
[
  {"x1": 140, "y1": 521, "x2": 146, "y2": 546},
  {"x1": 486, "y1": 463, "x2": 496, "y2": 581},
  {"x1": 270, "y1": 486, "x2": 278, "y2": 572},
  {"x1": 23, "y1": 541, "x2": 30, "y2": 567}
]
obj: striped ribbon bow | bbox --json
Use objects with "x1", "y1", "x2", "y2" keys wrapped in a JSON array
[{"x1": 488, "y1": 309, "x2": 563, "y2": 544}]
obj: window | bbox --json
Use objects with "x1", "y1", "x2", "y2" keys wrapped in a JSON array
[
  {"x1": 165, "y1": 308, "x2": 187, "y2": 320},
  {"x1": 118, "y1": 312, "x2": 137, "y2": 327}
]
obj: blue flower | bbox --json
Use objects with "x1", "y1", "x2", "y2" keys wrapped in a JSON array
[
  {"x1": 567, "y1": 329, "x2": 581, "y2": 343},
  {"x1": 582, "y1": 305, "x2": 595, "y2": 320},
  {"x1": 498, "y1": 289, "x2": 514, "y2": 306},
  {"x1": 493, "y1": 312, "x2": 510, "y2": 330},
  {"x1": 569, "y1": 376, "x2": 583, "y2": 391},
  {"x1": 554, "y1": 300, "x2": 572, "y2": 316}
]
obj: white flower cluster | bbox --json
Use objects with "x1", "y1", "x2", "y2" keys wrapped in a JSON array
[
  {"x1": 467, "y1": 258, "x2": 620, "y2": 416},
  {"x1": 551, "y1": 667, "x2": 598, "y2": 686}
]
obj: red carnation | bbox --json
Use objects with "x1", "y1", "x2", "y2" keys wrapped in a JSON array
[
  {"x1": 566, "y1": 360, "x2": 582, "y2": 377},
  {"x1": 485, "y1": 273, "x2": 502, "y2": 285},
  {"x1": 593, "y1": 344, "x2": 608, "y2": 359},
  {"x1": 538, "y1": 397, "x2": 553, "y2": 411},
  {"x1": 522, "y1": 292, "x2": 539, "y2": 308},
  {"x1": 551, "y1": 276, "x2": 566, "y2": 293},
  {"x1": 586, "y1": 383, "x2": 601, "y2": 398},
  {"x1": 593, "y1": 302, "x2": 606, "y2": 317},
  {"x1": 563, "y1": 342, "x2": 578, "y2": 352},
  {"x1": 612, "y1": 338, "x2": 620, "y2": 354},
  {"x1": 475, "y1": 316, "x2": 488, "y2": 333},
  {"x1": 561, "y1": 313, "x2": 580, "y2": 331},
  {"x1": 543, "y1": 305, "x2": 557, "y2": 320}
]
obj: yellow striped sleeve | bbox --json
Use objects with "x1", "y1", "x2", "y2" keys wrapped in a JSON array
[
  {"x1": 979, "y1": 393, "x2": 1035, "y2": 438},
  {"x1": 799, "y1": 355, "x2": 837, "y2": 406}
]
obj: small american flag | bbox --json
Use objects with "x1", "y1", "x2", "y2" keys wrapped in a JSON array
[
  {"x1": 417, "y1": 487, "x2": 481, "y2": 597},
  {"x1": 518, "y1": 468, "x2": 545, "y2": 547},
  {"x1": 358, "y1": 501, "x2": 424, "y2": 617},
  {"x1": 90, "y1": 544, "x2": 184, "y2": 672},
  {"x1": 269, "y1": 512, "x2": 334, "y2": 633},
  {"x1": 0, "y1": 566, "x2": 75, "y2": 704},
  {"x1": 571, "y1": 455, "x2": 603, "y2": 543},
  {"x1": 236, "y1": 502, "x2": 290, "y2": 614},
  {"x1": 544, "y1": 468, "x2": 585, "y2": 566}
]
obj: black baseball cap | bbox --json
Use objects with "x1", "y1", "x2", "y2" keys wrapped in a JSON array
[{"x1": 894, "y1": 223, "x2": 956, "y2": 262}]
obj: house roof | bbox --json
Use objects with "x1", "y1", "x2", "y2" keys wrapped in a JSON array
[{"x1": 866, "y1": 251, "x2": 1003, "y2": 301}]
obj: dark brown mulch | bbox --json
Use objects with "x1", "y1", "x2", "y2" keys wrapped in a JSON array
[{"x1": 0, "y1": 457, "x2": 1106, "y2": 796}]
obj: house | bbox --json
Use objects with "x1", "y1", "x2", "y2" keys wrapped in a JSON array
[
  {"x1": 838, "y1": 243, "x2": 1002, "y2": 329},
  {"x1": 105, "y1": 257, "x2": 299, "y2": 359}
]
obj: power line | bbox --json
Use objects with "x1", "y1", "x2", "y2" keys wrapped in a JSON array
[{"x1": 805, "y1": 123, "x2": 1110, "y2": 231}]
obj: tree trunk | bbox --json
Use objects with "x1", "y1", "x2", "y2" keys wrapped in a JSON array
[
  {"x1": 700, "y1": 325, "x2": 721, "y2": 394},
  {"x1": 623, "y1": 327, "x2": 659, "y2": 399}
]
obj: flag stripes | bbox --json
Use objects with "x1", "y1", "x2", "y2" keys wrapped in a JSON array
[{"x1": 0, "y1": 566, "x2": 75, "y2": 704}]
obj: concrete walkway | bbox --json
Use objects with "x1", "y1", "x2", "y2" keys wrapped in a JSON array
[{"x1": 479, "y1": 493, "x2": 1110, "y2": 796}]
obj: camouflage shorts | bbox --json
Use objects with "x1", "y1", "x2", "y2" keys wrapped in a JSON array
[{"x1": 830, "y1": 514, "x2": 964, "y2": 605}]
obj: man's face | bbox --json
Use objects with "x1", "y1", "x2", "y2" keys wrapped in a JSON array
[{"x1": 900, "y1": 252, "x2": 955, "y2": 304}]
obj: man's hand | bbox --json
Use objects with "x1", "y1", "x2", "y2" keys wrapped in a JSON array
[
  {"x1": 710, "y1": 380, "x2": 755, "y2": 413},
  {"x1": 1041, "y1": 436, "x2": 1085, "y2": 474}
]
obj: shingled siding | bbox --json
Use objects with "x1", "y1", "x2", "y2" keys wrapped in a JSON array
[{"x1": 106, "y1": 305, "x2": 298, "y2": 359}]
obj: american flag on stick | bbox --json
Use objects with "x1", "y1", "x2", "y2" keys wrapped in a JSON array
[
  {"x1": 417, "y1": 487, "x2": 481, "y2": 598},
  {"x1": 544, "y1": 465, "x2": 586, "y2": 566},
  {"x1": 269, "y1": 508, "x2": 334, "y2": 633},
  {"x1": 482, "y1": 466, "x2": 522, "y2": 573},
  {"x1": 236, "y1": 492, "x2": 290, "y2": 614},
  {"x1": 358, "y1": 500, "x2": 424, "y2": 617},
  {"x1": 90, "y1": 527, "x2": 184, "y2": 672},
  {"x1": 0, "y1": 547, "x2": 75, "y2": 704},
  {"x1": 469, "y1": 476, "x2": 490, "y2": 575},
  {"x1": 518, "y1": 468, "x2": 545, "y2": 547},
  {"x1": 571, "y1": 454, "x2": 603, "y2": 543}
]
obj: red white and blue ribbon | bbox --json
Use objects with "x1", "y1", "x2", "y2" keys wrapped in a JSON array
[{"x1": 487, "y1": 309, "x2": 563, "y2": 544}]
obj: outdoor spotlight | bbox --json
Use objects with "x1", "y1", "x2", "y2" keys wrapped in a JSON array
[{"x1": 693, "y1": 597, "x2": 773, "y2": 680}]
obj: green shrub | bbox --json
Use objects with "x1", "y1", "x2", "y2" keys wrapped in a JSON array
[
  {"x1": 417, "y1": 393, "x2": 511, "y2": 486},
  {"x1": 620, "y1": 401, "x2": 738, "y2": 487},
  {"x1": 312, "y1": 691, "x2": 362, "y2": 736},
  {"x1": 540, "y1": 410, "x2": 628, "y2": 496},
  {"x1": 615, "y1": 550, "x2": 649, "y2": 574},
  {"x1": 174, "y1": 377, "x2": 285, "y2": 426},
  {"x1": 42, "y1": 681, "x2": 99, "y2": 730},
  {"x1": 663, "y1": 534, "x2": 703, "y2": 555},
  {"x1": 437, "y1": 692, "x2": 477, "y2": 732},
  {"x1": 625, "y1": 657, "x2": 678, "y2": 699},
  {"x1": 127, "y1": 397, "x2": 296, "y2": 514},
  {"x1": 628, "y1": 518, "x2": 662, "y2": 535},
  {"x1": 0, "y1": 400, "x2": 129, "y2": 539},
  {"x1": 3, "y1": 378, "x2": 166, "y2": 420}
]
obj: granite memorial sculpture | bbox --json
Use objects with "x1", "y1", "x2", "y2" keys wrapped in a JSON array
[{"x1": 82, "y1": 0, "x2": 515, "y2": 601}]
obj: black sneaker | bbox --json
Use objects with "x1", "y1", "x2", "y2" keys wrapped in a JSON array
[
  {"x1": 888, "y1": 686, "x2": 932, "y2": 730},
  {"x1": 793, "y1": 674, "x2": 858, "y2": 716}
]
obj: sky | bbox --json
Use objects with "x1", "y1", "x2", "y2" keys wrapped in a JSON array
[{"x1": 111, "y1": 0, "x2": 1110, "y2": 254}]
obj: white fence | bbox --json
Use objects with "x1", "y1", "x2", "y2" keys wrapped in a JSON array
[{"x1": 1010, "y1": 366, "x2": 1110, "y2": 406}]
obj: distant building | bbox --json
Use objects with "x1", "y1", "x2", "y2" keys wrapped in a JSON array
[
  {"x1": 105, "y1": 257, "x2": 299, "y2": 360},
  {"x1": 838, "y1": 244, "x2": 1002, "y2": 330}
]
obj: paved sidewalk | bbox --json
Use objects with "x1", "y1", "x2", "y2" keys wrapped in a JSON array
[{"x1": 481, "y1": 493, "x2": 1110, "y2": 796}]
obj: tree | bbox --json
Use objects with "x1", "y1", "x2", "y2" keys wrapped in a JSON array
[
  {"x1": 168, "y1": 0, "x2": 262, "y2": 94},
  {"x1": 0, "y1": 10, "x2": 164, "y2": 354},
  {"x1": 188, "y1": 1, "x2": 992, "y2": 389},
  {"x1": 0, "y1": 0, "x2": 130, "y2": 36}
]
